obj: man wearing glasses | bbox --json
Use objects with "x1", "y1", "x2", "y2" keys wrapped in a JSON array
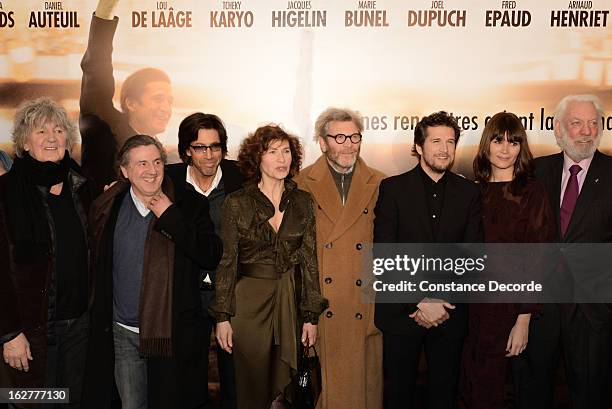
[
  {"x1": 295, "y1": 108, "x2": 385, "y2": 409},
  {"x1": 166, "y1": 112, "x2": 243, "y2": 409}
]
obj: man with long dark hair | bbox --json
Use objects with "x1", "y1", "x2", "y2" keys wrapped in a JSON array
[{"x1": 166, "y1": 112, "x2": 243, "y2": 409}]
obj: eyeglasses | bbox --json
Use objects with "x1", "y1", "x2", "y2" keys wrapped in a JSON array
[
  {"x1": 326, "y1": 133, "x2": 362, "y2": 144},
  {"x1": 190, "y1": 143, "x2": 222, "y2": 153}
]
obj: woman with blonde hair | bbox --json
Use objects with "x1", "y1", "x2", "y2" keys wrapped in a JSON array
[{"x1": 0, "y1": 98, "x2": 94, "y2": 407}]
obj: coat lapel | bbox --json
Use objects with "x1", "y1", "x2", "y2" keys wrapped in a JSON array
[
  {"x1": 565, "y1": 150, "x2": 603, "y2": 241},
  {"x1": 303, "y1": 156, "x2": 343, "y2": 223},
  {"x1": 327, "y1": 158, "x2": 378, "y2": 243},
  {"x1": 547, "y1": 154, "x2": 563, "y2": 239}
]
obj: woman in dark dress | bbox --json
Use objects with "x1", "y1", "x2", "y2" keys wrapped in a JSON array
[
  {"x1": 210, "y1": 125, "x2": 327, "y2": 409},
  {"x1": 461, "y1": 112, "x2": 555, "y2": 409}
]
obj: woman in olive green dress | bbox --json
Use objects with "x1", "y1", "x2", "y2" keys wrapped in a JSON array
[{"x1": 211, "y1": 125, "x2": 327, "y2": 409}]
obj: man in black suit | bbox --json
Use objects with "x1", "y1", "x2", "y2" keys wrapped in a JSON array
[
  {"x1": 514, "y1": 94, "x2": 612, "y2": 409},
  {"x1": 165, "y1": 112, "x2": 244, "y2": 409},
  {"x1": 374, "y1": 111, "x2": 483, "y2": 409}
]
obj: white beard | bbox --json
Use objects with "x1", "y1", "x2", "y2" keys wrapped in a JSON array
[{"x1": 556, "y1": 128, "x2": 601, "y2": 161}]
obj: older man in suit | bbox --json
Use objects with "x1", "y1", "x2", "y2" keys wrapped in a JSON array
[
  {"x1": 295, "y1": 107, "x2": 385, "y2": 409},
  {"x1": 374, "y1": 111, "x2": 482, "y2": 409},
  {"x1": 514, "y1": 94, "x2": 612, "y2": 409}
]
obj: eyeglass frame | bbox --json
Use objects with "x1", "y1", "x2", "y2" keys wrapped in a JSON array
[
  {"x1": 325, "y1": 133, "x2": 363, "y2": 144},
  {"x1": 189, "y1": 143, "x2": 223, "y2": 153}
]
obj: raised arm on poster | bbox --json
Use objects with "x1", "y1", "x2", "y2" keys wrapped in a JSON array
[
  {"x1": 95, "y1": 0, "x2": 119, "y2": 19},
  {"x1": 80, "y1": 0, "x2": 173, "y2": 192}
]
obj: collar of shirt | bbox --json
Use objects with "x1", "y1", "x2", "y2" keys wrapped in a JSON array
[
  {"x1": 129, "y1": 187, "x2": 151, "y2": 217},
  {"x1": 560, "y1": 152, "x2": 594, "y2": 202},
  {"x1": 417, "y1": 164, "x2": 448, "y2": 189},
  {"x1": 186, "y1": 165, "x2": 223, "y2": 197},
  {"x1": 562, "y1": 152, "x2": 594, "y2": 175}
]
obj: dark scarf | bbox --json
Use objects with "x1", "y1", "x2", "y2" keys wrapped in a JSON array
[
  {"x1": 6, "y1": 152, "x2": 74, "y2": 263},
  {"x1": 139, "y1": 181, "x2": 175, "y2": 357},
  {"x1": 91, "y1": 178, "x2": 176, "y2": 357}
]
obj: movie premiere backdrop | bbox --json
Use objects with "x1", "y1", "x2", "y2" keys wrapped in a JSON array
[{"x1": 0, "y1": 0, "x2": 611, "y2": 176}]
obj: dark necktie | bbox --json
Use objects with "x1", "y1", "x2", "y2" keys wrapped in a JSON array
[{"x1": 560, "y1": 164, "x2": 581, "y2": 237}]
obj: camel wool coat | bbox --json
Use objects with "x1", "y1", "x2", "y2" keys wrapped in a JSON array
[{"x1": 295, "y1": 156, "x2": 385, "y2": 409}]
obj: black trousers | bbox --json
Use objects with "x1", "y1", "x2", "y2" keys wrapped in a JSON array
[
  {"x1": 383, "y1": 328, "x2": 464, "y2": 409},
  {"x1": 513, "y1": 304, "x2": 612, "y2": 409},
  {"x1": 4, "y1": 314, "x2": 88, "y2": 409},
  {"x1": 216, "y1": 347, "x2": 236, "y2": 409},
  {"x1": 45, "y1": 313, "x2": 89, "y2": 409},
  {"x1": 201, "y1": 290, "x2": 237, "y2": 409}
]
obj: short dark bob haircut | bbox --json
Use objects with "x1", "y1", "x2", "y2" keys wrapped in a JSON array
[
  {"x1": 237, "y1": 125, "x2": 302, "y2": 182},
  {"x1": 177, "y1": 112, "x2": 228, "y2": 164},
  {"x1": 412, "y1": 111, "x2": 461, "y2": 158},
  {"x1": 473, "y1": 112, "x2": 534, "y2": 194}
]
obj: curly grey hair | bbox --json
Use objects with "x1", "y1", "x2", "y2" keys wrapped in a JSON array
[
  {"x1": 11, "y1": 97, "x2": 78, "y2": 158},
  {"x1": 314, "y1": 107, "x2": 364, "y2": 142}
]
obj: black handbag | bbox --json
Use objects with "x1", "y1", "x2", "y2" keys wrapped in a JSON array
[{"x1": 294, "y1": 345, "x2": 322, "y2": 409}]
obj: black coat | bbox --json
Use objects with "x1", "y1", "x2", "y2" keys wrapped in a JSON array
[
  {"x1": 0, "y1": 165, "x2": 94, "y2": 388},
  {"x1": 372, "y1": 166, "x2": 483, "y2": 336},
  {"x1": 165, "y1": 159, "x2": 244, "y2": 294},
  {"x1": 82, "y1": 179, "x2": 222, "y2": 408},
  {"x1": 534, "y1": 150, "x2": 612, "y2": 327}
]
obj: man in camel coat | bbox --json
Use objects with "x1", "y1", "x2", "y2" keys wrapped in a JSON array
[{"x1": 295, "y1": 107, "x2": 385, "y2": 409}]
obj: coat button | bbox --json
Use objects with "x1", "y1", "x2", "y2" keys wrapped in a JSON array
[
  {"x1": 103, "y1": 326, "x2": 110, "y2": 333},
  {"x1": 324, "y1": 277, "x2": 332, "y2": 284},
  {"x1": 356, "y1": 279, "x2": 362, "y2": 286},
  {"x1": 355, "y1": 313, "x2": 363, "y2": 320},
  {"x1": 356, "y1": 243, "x2": 363, "y2": 250},
  {"x1": 325, "y1": 242, "x2": 332, "y2": 249},
  {"x1": 326, "y1": 311, "x2": 333, "y2": 318},
  {"x1": 363, "y1": 208, "x2": 368, "y2": 214}
]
